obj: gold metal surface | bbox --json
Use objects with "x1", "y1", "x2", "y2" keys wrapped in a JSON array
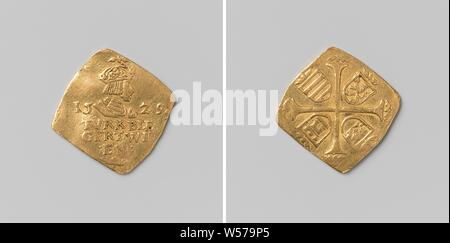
[
  {"x1": 52, "y1": 49, "x2": 174, "y2": 174},
  {"x1": 278, "y1": 47, "x2": 400, "y2": 173}
]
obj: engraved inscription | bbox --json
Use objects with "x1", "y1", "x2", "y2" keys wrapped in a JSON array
[
  {"x1": 80, "y1": 116, "x2": 155, "y2": 165},
  {"x1": 80, "y1": 117, "x2": 154, "y2": 143},
  {"x1": 73, "y1": 99, "x2": 167, "y2": 161},
  {"x1": 52, "y1": 49, "x2": 174, "y2": 174},
  {"x1": 140, "y1": 102, "x2": 151, "y2": 114},
  {"x1": 73, "y1": 101, "x2": 93, "y2": 114}
]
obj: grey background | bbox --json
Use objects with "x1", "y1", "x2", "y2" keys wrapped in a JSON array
[
  {"x1": 1, "y1": 0, "x2": 448, "y2": 223},
  {"x1": 0, "y1": 0, "x2": 222, "y2": 222},
  {"x1": 228, "y1": 0, "x2": 449, "y2": 222}
]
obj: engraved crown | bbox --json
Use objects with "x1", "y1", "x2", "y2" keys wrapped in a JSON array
[{"x1": 99, "y1": 57, "x2": 134, "y2": 83}]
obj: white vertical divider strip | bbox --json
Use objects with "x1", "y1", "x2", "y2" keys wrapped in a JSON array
[{"x1": 222, "y1": 0, "x2": 227, "y2": 223}]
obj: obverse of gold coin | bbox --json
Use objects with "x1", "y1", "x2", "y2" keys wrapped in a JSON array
[
  {"x1": 278, "y1": 47, "x2": 400, "y2": 173},
  {"x1": 52, "y1": 49, "x2": 174, "y2": 174}
]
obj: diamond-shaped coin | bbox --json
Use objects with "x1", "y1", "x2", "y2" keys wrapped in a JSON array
[
  {"x1": 52, "y1": 49, "x2": 174, "y2": 174},
  {"x1": 278, "y1": 47, "x2": 400, "y2": 173}
]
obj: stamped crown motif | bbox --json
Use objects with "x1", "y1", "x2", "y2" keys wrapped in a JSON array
[
  {"x1": 99, "y1": 57, "x2": 134, "y2": 83},
  {"x1": 96, "y1": 56, "x2": 136, "y2": 108}
]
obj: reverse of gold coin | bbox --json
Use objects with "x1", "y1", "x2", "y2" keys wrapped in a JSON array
[
  {"x1": 52, "y1": 49, "x2": 174, "y2": 174},
  {"x1": 278, "y1": 47, "x2": 400, "y2": 173}
]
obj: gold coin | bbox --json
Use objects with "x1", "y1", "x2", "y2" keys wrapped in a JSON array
[
  {"x1": 278, "y1": 47, "x2": 400, "y2": 173},
  {"x1": 52, "y1": 49, "x2": 174, "y2": 174}
]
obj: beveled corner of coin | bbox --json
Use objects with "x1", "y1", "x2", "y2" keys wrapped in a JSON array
[
  {"x1": 52, "y1": 49, "x2": 174, "y2": 174},
  {"x1": 278, "y1": 47, "x2": 400, "y2": 173}
]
